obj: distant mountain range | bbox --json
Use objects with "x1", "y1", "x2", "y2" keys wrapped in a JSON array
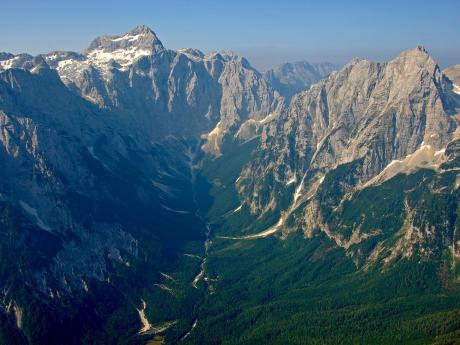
[
  {"x1": 0, "y1": 26, "x2": 459, "y2": 345},
  {"x1": 264, "y1": 60, "x2": 337, "y2": 101}
]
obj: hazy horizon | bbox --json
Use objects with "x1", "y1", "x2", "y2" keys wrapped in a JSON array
[{"x1": 1, "y1": 0, "x2": 459, "y2": 70}]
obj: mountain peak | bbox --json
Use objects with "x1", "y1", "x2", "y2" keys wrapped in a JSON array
[
  {"x1": 416, "y1": 44, "x2": 428, "y2": 53},
  {"x1": 127, "y1": 24, "x2": 156, "y2": 36},
  {"x1": 392, "y1": 45, "x2": 438, "y2": 74},
  {"x1": 398, "y1": 45, "x2": 432, "y2": 60},
  {"x1": 85, "y1": 25, "x2": 164, "y2": 54}
]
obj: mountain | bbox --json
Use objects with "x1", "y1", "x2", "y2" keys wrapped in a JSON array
[
  {"x1": 0, "y1": 24, "x2": 288, "y2": 344},
  {"x1": 226, "y1": 45, "x2": 460, "y2": 270},
  {"x1": 444, "y1": 64, "x2": 460, "y2": 84},
  {"x1": 238, "y1": 46, "x2": 458, "y2": 218},
  {"x1": 0, "y1": 58, "x2": 208, "y2": 344},
  {"x1": 264, "y1": 61, "x2": 337, "y2": 100},
  {"x1": 0, "y1": 26, "x2": 459, "y2": 345},
  {"x1": 444, "y1": 64, "x2": 460, "y2": 96},
  {"x1": 43, "y1": 25, "x2": 283, "y2": 155},
  {"x1": 189, "y1": 46, "x2": 460, "y2": 344}
]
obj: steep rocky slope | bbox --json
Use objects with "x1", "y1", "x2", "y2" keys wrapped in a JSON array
[
  {"x1": 1, "y1": 25, "x2": 460, "y2": 345},
  {"x1": 186, "y1": 47, "x2": 460, "y2": 345},
  {"x1": 216, "y1": 46, "x2": 460, "y2": 273},
  {"x1": 238, "y1": 46, "x2": 460, "y2": 217},
  {"x1": 42, "y1": 25, "x2": 283, "y2": 155},
  {"x1": 444, "y1": 64, "x2": 460, "y2": 96},
  {"x1": 444, "y1": 64, "x2": 460, "y2": 85},
  {"x1": 0, "y1": 61, "x2": 208, "y2": 344}
]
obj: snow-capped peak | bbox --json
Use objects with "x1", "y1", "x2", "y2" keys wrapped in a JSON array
[
  {"x1": 40, "y1": 26, "x2": 165, "y2": 84},
  {"x1": 85, "y1": 25, "x2": 164, "y2": 54}
]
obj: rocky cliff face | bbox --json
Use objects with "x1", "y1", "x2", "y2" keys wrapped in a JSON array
[
  {"x1": 39, "y1": 25, "x2": 282, "y2": 155},
  {"x1": 0, "y1": 49, "x2": 208, "y2": 344},
  {"x1": 1, "y1": 25, "x2": 459, "y2": 345},
  {"x1": 1, "y1": 25, "x2": 283, "y2": 155},
  {"x1": 239, "y1": 46, "x2": 460, "y2": 214},
  {"x1": 444, "y1": 64, "x2": 460, "y2": 84},
  {"x1": 444, "y1": 64, "x2": 460, "y2": 97},
  {"x1": 234, "y1": 46, "x2": 460, "y2": 265},
  {"x1": 0, "y1": 24, "x2": 290, "y2": 344}
]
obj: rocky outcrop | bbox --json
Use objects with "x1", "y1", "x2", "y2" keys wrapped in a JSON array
[
  {"x1": 40, "y1": 26, "x2": 282, "y2": 154},
  {"x1": 238, "y1": 46, "x2": 460, "y2": 216},
  {"x1": 444, "y1": 64, "x2": 460, "y2": 85}
]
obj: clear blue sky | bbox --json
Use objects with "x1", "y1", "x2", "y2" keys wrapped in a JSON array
[{"x1": 1, "y1": 0, "x2": 459, "y2": 70}]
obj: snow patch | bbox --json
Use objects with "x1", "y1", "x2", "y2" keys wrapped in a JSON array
[
  {"x1": 364, "y1": 144, "x2": 446, "y2": 187},
  {"x1": 293, "y1": 172, "x2": 307, "y2": 203},
  {"x1": 218, "y1": 215, "x2": 284, "y2": 240},
  {"x1": 161, "y1": 204, "x2": 189, "y2": 214},
  {"x1": 112, "y1": 34, "x2": 141, "y2": 42},
  {"x1": 154, "y1": 284, "x2": 174, "y2": 294},
  {"x1": 0, "y1": 56, "x2": 19, "y2": 70},
  {"x1": 232, "y1": 204, "x2": 243, "y2": 213},
  {"x1": 82, "y1": 279, "x2": 89, "y2": 292},
  {"x1": 183, "y1": 253, "x2": 201, "y2": 260},
  {"x1": 286, "y1": 176, "x2": 296, "y2": 185},
  {"x1": 160, "y1": 272, "x2": 175, "y2": 281},
  {"x1": 87, "y1": 47, "x2": 151, "y2": 70},
  {"x1": 453, "y1": 84, "x2": 460, "y2": 96}
]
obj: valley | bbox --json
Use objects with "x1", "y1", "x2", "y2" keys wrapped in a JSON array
[{"x1": 0, "y1": 24, "x2": 459, "y2": 345}]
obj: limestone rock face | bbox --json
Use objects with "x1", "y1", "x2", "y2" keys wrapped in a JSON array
[
  {"x1": 36, "y1": 26, "x2": 282, "y2": 154},
  {"x1": 0, "y1": 28, "x2": 289, "y2": 333},
  {"x1": 444, "y1": 64, "x2": 460, "y2": 85},
  {"x1": 2, "y1": 24, "x2": 459, "y2": 343},
  {"x1": 1, "y1": 26, "x2": 283, "y2": 154},
  {"x1": 239, "y1": 46, "x2": 460, "y2": 215}
]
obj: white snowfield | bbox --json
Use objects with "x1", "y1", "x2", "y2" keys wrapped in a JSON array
[
  {"x1": 218, "y1": 217, "x2": 284, "y2": 240},
  {"x1": 0, "y1": 56, "x2": 19, "y2": 70},
  {"x1": 111, "y1": 34, "x2": 142, "y2": 42},
  {"x1": 363, "y1": 144, "x2": 447, "y2": 187},
  {"x1": 453, "y1": 84, "x2": 460, "y2": 96},
  {"x1": 86, "y1": 47, "x2": 151, "y2": 70},
  {"x1": 232, "y1": 204, "x2": 243, "y2": 213}
]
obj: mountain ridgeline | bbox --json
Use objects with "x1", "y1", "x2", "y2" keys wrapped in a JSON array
[{"x1": 0, "y1": 26, "x2": 459, "y2": 345}]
